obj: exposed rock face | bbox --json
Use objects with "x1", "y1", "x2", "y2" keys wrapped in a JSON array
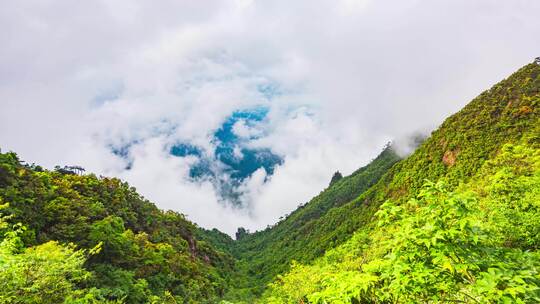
[{"x1": 442, "y1": 150, "x2": 458, "y2": 166}]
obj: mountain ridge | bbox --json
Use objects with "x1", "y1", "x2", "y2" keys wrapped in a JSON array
[{"x1": 219, "y1": 61, "x2": 540, "y2": 301}]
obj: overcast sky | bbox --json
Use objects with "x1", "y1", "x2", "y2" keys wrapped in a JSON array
[{"x1": 1, "y1": 0, "x2": 540, "y2": 235}]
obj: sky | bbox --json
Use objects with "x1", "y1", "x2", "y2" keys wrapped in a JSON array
[{"x1": 1, "y1": 0, "x2": 540, "y2": 236}]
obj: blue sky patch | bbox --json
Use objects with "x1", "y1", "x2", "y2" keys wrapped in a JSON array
[
  {"x1": 169, "y1": 107, "x2": 283, "y2": 203},
  {"x1": 108, "y1": 107, "x2": 283, "y2": 205}
]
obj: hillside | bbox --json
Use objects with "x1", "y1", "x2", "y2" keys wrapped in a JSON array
[
  {"x1": 0, "y1": 153, "x2": 235, "y2": 303},
  {"x1": 264, "y1": 139, "x2": 540, "y2": 302},
  {"x1": 0, "y1": 61, "x2": 539, "y2": 304},
  {"x1": 217, "y1": 61, "x2": 540, "y2": 301},
  {"x1": 225, "y1": 143, "x2": 401, "y2": 299},
  {"x1": 257, "y1": 62, "x2": 540, "y2": 302}
]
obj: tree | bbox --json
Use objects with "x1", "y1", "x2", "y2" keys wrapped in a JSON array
[
  {"x1": 235, "y1": 227, "x2": 249, "y2": 240},
  {"x1": 0, "y1": 203, "x2": 103, "y2": 304},
  {"x1": 329, "y1": 171, "x2": 343, "y2": 186}
]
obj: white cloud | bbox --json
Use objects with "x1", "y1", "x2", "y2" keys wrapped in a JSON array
[
  {"x1": 1, "y1": 0, "x2": 540, "y2": 235},
  {"x1": 232, "y1": 119, "x2": 261, "y2": 139}
]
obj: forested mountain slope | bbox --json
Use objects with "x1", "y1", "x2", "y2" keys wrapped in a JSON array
[
  {"x1": 218, "y1": 61, "x2": 540, "y2": 302},
  {"x1": 260, "y1": 62, "x2": 540, "y2": 302},
  {"x1": 264, "y1": 139, "x2": 540, "y2": 302},
  {"x1": 0, "y1": 154, "x2": 235, "y2": 303},
  {"x1": 225, "y1": 144, "x2": 401, "y2": 299}
]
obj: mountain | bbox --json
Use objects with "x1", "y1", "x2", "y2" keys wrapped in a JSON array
[
  {"x1": 0, "y1": 60, "x2": 539, "y2": 304},
  {"x1": 252, "y1": 61, "x2": 540, "y2": 302},
  {"x1": 0, "y1": 153, "x2": 235, "y2": 303},
  {"x1": 225, "y1": 143, "x2": 401, "y2": 299},
  {"x1": 212, "y1": 60, "x2": 540, "y2": 302}
]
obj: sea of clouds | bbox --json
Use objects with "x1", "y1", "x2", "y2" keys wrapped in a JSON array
[{"x1": 1, "y1": 0, "x2": 540, "y2": 235}]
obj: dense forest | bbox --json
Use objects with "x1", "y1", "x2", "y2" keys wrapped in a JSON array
[
  {"x1": 1, "y1": 61, "x2": 539, "y2": 303},
  {"x1": 0, "y1": 154, "x2": 235, "y2": 303}
]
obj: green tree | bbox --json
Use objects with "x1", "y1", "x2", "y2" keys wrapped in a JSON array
[
  {"x1": 0, "y1": 203, "x2": 110, "y2": 303},
  {"x1": 329, "y1": 171, "x2": 343, "y2": 186}
]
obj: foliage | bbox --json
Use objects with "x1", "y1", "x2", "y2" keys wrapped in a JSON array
[
  {"x1": 0, "y1": 203, "x2": 116, "y2": 303},
  {"x1": 221, "y1": 62, "x2": 540, "y2": 301},
  {"x1": 0, "y1": 240, "x2": 89, "y2": 304},
  {"x1": 224, "y1": 144, "x2": 401, "y2": 300},
  {"x1": 329, "y1": 171, "x2": 343, "y2": 186},
  {"x1": 0, "y1": 152, "x2": 234, "y2": 303},
  {"x1": 472, "y1": 143, "x2": 540, "y2": 250},
  {"x1": 265, "y1": 175, "x2": 540, "y2": 303}
]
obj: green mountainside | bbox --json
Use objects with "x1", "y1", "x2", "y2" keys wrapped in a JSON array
[
  {"x1": 221, "y1": 62, "x2": 540, "y2": 302},
  {"x1": 225, "y1": 143, "x2": 401, "y2": 299},
  {"x1": 0, "y1": 155, "x2": 235, "y2": 303},
  {"x1": 255, "y1": 62, "x2": 540, "y2": 302},
  {"x1": 0, "y1": 61, "x2": 539, "y2": 303}
]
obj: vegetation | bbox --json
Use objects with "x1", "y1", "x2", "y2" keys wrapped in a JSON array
[
  {"x1": 225, "y1": 144, "x2": 401, "y2": 300},
  {"x1": 263, "y1": 141, "x2": 540, "y2": 303},
  {"x1": 0, "y1": 153, "x2": 234, "y2": 303},
  {"x1": 329, "y1": 171, "x2": 343, "y2": 186},
  {"x1": 217, "y1": 62, "x2": 539, "y2": 302},
  {"x1": 0, "y1": 61, "x2": 539, "y2": 303}
]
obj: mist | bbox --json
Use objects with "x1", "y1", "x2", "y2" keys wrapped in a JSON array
[{"x1": 1, "y1": 0, "x2": 540, "y2": 235}]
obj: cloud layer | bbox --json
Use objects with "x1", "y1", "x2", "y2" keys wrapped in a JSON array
[{"x1": 2, "y1": 0, "x2": 540, "y2": 235}]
